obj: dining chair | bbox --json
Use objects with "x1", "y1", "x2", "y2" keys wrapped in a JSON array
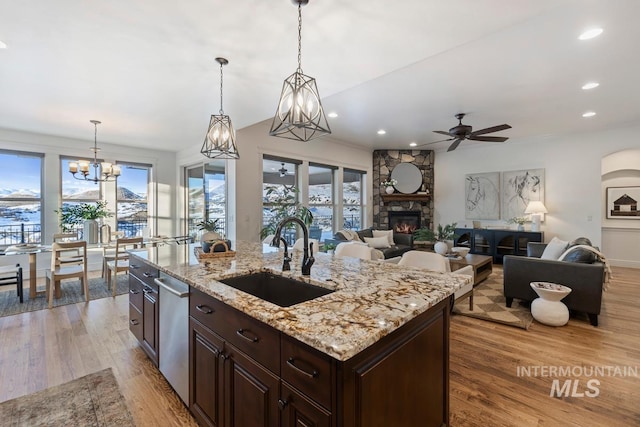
[
  {"x1": 0, "y1": 263, "x2": 24, "y2": 303},
  {"x1": 53, "y1": 232, "x2": 83, "y2": 265},
  {"x1": 101, "y1": 231, "x2": 126, "y2": 278},
  {"x1": 334, "y1": 242, "x2": 373, "y2": 261},
  {"x1": 105, "y1": 237, "x2": 144, "y2": 296},
  {"x1": 398, "y1": 251, "x2": 475, "y2": 309},
  {"x1": 46, "y1": 241, "x2": 88, "y2": 308}
]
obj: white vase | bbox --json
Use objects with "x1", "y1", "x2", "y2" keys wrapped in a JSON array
[
  {"x1": 83, "y1": 219, "x2": 99, "y2": 244},
  {"x1": 385, "y1": 186, "x2": 394, "y2": 194},
  {"x1": 434, "y1": 241, "x2": 449, "y2": 255}
]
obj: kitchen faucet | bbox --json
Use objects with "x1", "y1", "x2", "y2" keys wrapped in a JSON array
[{"x1": 271, "y1": 217, "x2": 314, "y2": 276}]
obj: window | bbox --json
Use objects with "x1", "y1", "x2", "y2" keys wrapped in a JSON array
[
  {"x1": 116, "y1": 162, "x2": 151, "y2": 237},
  {"x1": 0, "y1": 150, "x2": 43, "y2": 244},
  {"x1": 262, "y1": 156, "x2": 300, "y2": 244},
  {"x1": 60, "y1": 157, "x2": 103, "y2": 237},
  {"x1": 308, "y1": 163, "x2": 335, "y2": 242},
  {"x1": 186, "y1": 160, "x2": 226, "y2": 239},
  {"x1": 343, "y1": 169, "x2": 365, "y2": 230}
]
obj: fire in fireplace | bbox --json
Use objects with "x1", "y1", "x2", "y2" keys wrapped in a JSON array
[{"x1": 388, "y1": 211, "x2": 421, "y2": 234}]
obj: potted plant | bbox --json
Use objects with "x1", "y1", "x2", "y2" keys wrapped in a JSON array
[
  {"x1": 260, "y1": 185, "x2": 313, "y2": 243},
  {"x1": 197, "y1": 219, "x2": 231, "y2": 253},
  {"x1": 507, "y1": 216, "x2": 527, "y2": 231},
  {"x1": 55, "y1": 201, "x2": 112, "y2": 244},
  {"x1": 381, "y1": 178, "x2": 398, "y2": 194},
  {"x1": 413, "y1": 223, "x2": 458, "y2": 254},
  {"x1": 323, "y1": 242, "x2": 337, "y2": 255}
]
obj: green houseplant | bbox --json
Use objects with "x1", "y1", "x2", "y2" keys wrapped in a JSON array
[
  {"x1": 260, "y1": 185, "x2": 313, "y2": 242},
  {"x1": 55, "y1": 201, "x2": 112, "y2": 243},
  {"x1": 413, "y1": 223, "x2": 458, "y2": 254}
]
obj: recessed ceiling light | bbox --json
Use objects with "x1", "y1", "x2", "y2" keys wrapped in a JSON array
[
  {"x1": 578, "y1": 28, "x2": 603, "y2": 40},
  {"x1": 582, "y1": 82, "x2": 599, "y2": 90},
  {"x1": 409, "y1": 142, "x2": 417, "y2": 147},
  {"x1": 327, "y1": 112, "x2": 338, "y2": 118},
  {"x1": 582, "y1": 111, "x2": 596, "y2": 118},
  {"x1": 377, "y1": 129, "x2": 386, "y2": 135},
  {"x1": 0, "y1": 41, "x2": 7, "y2": 49}
]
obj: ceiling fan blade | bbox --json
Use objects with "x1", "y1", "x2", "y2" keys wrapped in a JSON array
[
  {"x1": 416, "y1": 137, "x2": 454, "y2": 147},
  {"x1": 470, "y1": 124, "x2": 511, "y2": 137},
  {"x1": 433, "y1": 130, "x2": 452, "y2": 136},
  {"x1": 447, "y1": 139, "x2": 463, "y2": 152},
  {"x1": 468, "y1": 136, "x2": 509, "y2": 142}
]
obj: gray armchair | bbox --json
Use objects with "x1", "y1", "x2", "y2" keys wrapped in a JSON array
[{"x1": 503, "y1": 242, "x2": 605, "y2": 326}]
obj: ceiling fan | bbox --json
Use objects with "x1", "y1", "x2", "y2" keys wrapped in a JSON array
[
  {"x1": 419, "y1": 113, "x2": 511, "y2": 152},
  {"x1": 278, "y1": 163, "x2": 288, "y2": 177}
]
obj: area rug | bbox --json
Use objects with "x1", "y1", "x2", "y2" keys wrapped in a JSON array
[
  {"x1": 0, "y1": 368, "x2": 135, "y2": 426},
  {"x1": 0, "y1": 274, "x2": 130, "y2": 318},
  {"x1": 453, "y1": 269, "x2": 534, "y2": 330}
]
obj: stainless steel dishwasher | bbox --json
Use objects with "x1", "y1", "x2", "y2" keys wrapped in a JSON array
[{"x1": 155, "y1": 272, "x2": 190, "y2": 405}]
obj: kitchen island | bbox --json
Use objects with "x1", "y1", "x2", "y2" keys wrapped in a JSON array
[{"x1": 128, "y1": 241, "x2": 470, "y2": 427}]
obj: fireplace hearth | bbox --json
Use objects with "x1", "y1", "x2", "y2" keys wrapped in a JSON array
[{"x1": 388, "y1": 211, "x2": 421, "y2": 234}]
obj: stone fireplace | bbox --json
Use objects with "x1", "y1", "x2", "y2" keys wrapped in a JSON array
[
  {"x1": 372, "y1": 150, "x2": 434, "y2": 232},
  {"x1": 388, "y1": 211, "x2": 421, "y2": 234}
]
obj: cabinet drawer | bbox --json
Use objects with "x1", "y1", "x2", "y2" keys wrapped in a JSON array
[
  {"x1": 190, "y1": 288, "x2": 280, "y2": 374},
  {"x1": 129, "y1": 275, "x2": 144, "y2": 311},
  {"x1": 281, "y1": 334, "x2": 332, "y2": 410},
  {"x1": 129, "y1": 261, "x2": 158, "y2": 287},
  {"x1": 129, "y1": 303, "x2": 143, "y2": 343}
]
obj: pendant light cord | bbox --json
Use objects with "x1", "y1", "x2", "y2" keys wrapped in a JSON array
[
  {"x1": 93, "y1": 121, "x2": 99, "y2": 166},
  {"x1": 219, "y1": 61, "x2": 224, "y2": 115},
  {"x1": 297, "y1": 2, "x2": 303, "y2": 73}
]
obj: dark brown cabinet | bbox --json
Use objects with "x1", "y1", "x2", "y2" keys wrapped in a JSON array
[
  {"x1": 189, "y1": 287, "x2": 450, "y2": 427},
  {"x1": 129, "y1": 261, "x2": 159, "y2": 366},
  {"x1": 455, "y1": 228, "x2": 543, "y2": 263}
]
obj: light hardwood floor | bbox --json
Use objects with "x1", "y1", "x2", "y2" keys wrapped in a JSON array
[{"x1": 0, "y1": 267, "x2": 638, "y2": 426}]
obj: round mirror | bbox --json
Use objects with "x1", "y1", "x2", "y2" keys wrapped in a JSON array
[{"x1": 390, "y1": 163, "x2": 423, "y2": 194}]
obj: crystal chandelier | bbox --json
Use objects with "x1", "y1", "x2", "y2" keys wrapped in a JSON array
[
  {"x1": 269, "y1": 0, "x2": 330, "y2": 142},
  {"x1": 69, "y1": 120, "x2": 120, "y2": 183},
  {"x1": 201, "y1": 57, "x2": 240, "y2": 159}
]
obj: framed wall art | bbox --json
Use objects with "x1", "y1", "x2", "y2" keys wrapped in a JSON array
[
  {"x1": 464, "y1": 172, "x2": 500, "y2": 220},
  {"x1": 606, "y1": 186, "x2": 640, "y2": 219},
  {"x1": 501, "y1": 168, "x2": 545, "y2": 220}
]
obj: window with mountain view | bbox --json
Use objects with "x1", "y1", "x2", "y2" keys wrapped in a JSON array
[
  {"x1": 116, "y1": 162, "x2": 150, "y2": 237},
  {"x1": 0, "y1": 149, "x2": 43, "y2": 244},
  {"x1": 343, "y1": 168, "x2": 365, "y2": 230},
  {"x1": 186, "y1": 161, "x2": 226, "y2": 240},
  {"x1": 309, "y1": 163, "x2": 335, "y2": 242}
]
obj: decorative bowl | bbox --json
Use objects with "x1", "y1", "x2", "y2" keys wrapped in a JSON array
[{"x1": 452, "y1": 247, "x2": 470, "y2": 257}]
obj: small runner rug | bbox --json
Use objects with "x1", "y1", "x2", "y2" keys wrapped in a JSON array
[
  {"x1": 0, "y1": 368, "x2": 135, "y2": 426},
  {"x1": 0, "y1": 274, "x2": 129, "y2": 318},
  {"x1": 453, "y1": 269, "x2": 533, "y2": 330}
]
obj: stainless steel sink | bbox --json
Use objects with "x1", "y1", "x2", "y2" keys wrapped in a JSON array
[{"x1": 219, "y1": 272, "x2": 334, "y2": 307}]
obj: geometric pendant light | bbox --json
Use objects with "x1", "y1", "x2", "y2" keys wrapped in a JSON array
[
  {"x1": 269, "y1": 0, "x2": 331, "y2": 142},
  {"x1": 201, "y1": 57, "x2": 240, "y2": 159}
]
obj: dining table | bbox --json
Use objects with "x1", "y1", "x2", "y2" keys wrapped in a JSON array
[{"x1": 2, "y1": 243, "x2": 52, "y2": 298}]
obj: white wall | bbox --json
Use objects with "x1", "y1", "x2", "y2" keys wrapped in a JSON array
[
  {"x1": 177, "y1": 120, "x2": 373, "y2": 242},
  {"x1": 434, "y1": 123, "x2": 640, "y2": 266},
  {"x1": 0, "y1": 128, "x2": 179, "y2": 276}
]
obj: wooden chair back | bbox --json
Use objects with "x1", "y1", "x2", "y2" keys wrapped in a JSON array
[{"x1": 51, "y1": 241, "x2": 88, "y2": 271}]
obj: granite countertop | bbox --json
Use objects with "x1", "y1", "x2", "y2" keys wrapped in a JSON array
[{"x1": 129, "y1": 241, "x2": 471, "y2": 361}]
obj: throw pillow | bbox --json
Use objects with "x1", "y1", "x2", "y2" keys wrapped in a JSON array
[
  {"x1": 540, "y1": 237, "x2": 569, "y2": 260},
  {"x1": 364, "y1": 236, "x2": 391, "y2": 249},
  {"x1": 373, "y1": 229, "x2": 395, "y2": 247},
  {"x1": 357, "y1": 228, "x2": 374, "y2": 241},
  {"x1": 563, "y1": 248, "x2": 597, "y2": 264}
]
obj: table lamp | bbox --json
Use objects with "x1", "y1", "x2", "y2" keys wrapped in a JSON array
[{"x1": 525, "y1": 201, "x2": 548, "y2": 232}]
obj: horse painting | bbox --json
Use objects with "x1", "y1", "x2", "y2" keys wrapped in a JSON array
[
  {"x1": 502, "y1": 169, "x2": 545, "y2": 220},
  {"x1": 465, "y1": 173, "x2": 500, "y2": 220}
]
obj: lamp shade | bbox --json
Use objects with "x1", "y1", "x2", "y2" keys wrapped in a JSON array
[{"x1": 525, "y1": 201, "x2": 548, "y2": 214}]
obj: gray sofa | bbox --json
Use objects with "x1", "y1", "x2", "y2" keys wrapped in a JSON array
[
  {"x1": 503, "y1": 241, "x2": 606, "y2": 326},
  {"x1": 324, "y1": 228, "x2": 414, "y2": 259}
]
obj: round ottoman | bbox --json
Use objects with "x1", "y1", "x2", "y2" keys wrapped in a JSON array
[{"x1": 530, "y1": 282, "x2": 572, "y2": 326}]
